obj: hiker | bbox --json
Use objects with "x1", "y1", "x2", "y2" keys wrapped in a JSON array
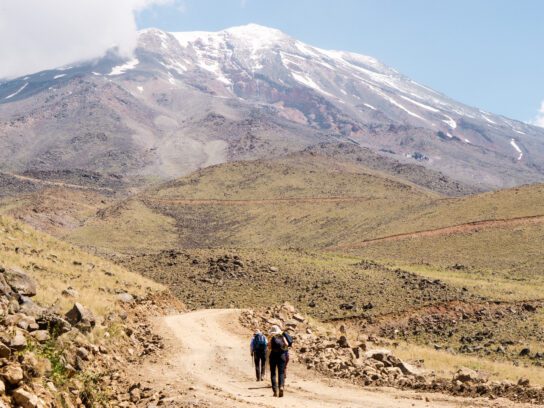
[
  {"x1": 250, "y1": 330, "x2": 267, "y2": 381},
  {"x1": 268, "y1": 325, "x2": 289, "y2": 397},
  {"x1": 282, "y1": 328, "x2": 294, "y2": 378}
]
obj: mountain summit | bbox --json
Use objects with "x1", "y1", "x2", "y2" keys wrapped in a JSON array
[{"x1": 1, "y1": 24, "x2": 543, "y2": 189}]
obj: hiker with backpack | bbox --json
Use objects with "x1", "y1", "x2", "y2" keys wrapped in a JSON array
[
  {"x1": 282, "y1": 328, "x2": 294, "y2": 378},
  {"x1": 268, "y1": 325, "x2": 289, "y2": 397},
  {"x1": 250, "y1": 330, "x2": 267, "y2": 381}
]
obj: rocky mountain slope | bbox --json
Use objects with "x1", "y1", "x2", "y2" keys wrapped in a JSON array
[{"x1": 1, "y1": 24, "x2": 543, "y2": 190}]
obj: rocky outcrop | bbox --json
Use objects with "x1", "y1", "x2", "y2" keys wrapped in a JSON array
[
  {"x1": 0, "y1": 264, "x2": 183, "y2": 407},
  {"x1": 241, "y1": 303, "x2": 544, "y2": 405}
]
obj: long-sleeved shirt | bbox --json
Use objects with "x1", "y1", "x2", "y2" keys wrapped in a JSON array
[{"x1": 250, "y1": 334, "x2": 268, "y2": 353}]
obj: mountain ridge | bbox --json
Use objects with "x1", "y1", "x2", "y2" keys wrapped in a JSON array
[{"x1": 1, "y1": 23, "x2": 543, "y2": 190}]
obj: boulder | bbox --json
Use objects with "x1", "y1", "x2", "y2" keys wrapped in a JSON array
[
  {"x1": 10, "y1": 332, "x2": 27, "y2": 350},
  {"x1": 2, "y1": 364, "x2": 24, "y2": 385},
  {"x1": 65, "y1": 303, "x2": 95, "y2": 333},
  {"x1": 12, "y1": 388, "x2": 40, "y2": 408},
  {"x1": 37, "y1": 314, "x2": 72, "y2": 335},
  {"x1": 3, "y1": 268, "x2": 37, "y2": 297},
  {"x1": 0, "y1": 342, "x2": 10, "y2": 358},
  {"x1": 31, "y1": 330, "x2": 50, "y2": 343},
  {"x1": 365, "y1": 349, "x2": 392, "y2": 361},
  {"x1": 116, "y1": 293, "x2": 134, "y2": 303},
  {"x1": 518, "y1": 378, "x2": 530, "y2": 387},
  {"x1": 453, "y1": 367, "x2": 484, "y2": 384},
  {"x1": 0, "y1": 273, "x2": 13, "y2": 297},
  {"x1": 19, "y1": 298, "x2": 45, "y2": 318}
]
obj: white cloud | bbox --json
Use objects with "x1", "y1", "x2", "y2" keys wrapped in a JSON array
[
  {"x1": 533, "y1": 101, "x2": 544, "y2": 128},
  {"x1": 0, "y1": 0, "x2": 171, "y2": 79}
]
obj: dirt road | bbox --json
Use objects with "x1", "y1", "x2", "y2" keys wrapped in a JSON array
[
  {"x1": 334, "y1": 214, "x2": 544, "y2": 250},
  {"x1": 134, "y1": 309, "x2": 526, "y2": 407}
]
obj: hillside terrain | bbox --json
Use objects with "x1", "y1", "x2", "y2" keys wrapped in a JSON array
[{"x1": 0, "y1": 22, "x2": 543, "y2": 407}]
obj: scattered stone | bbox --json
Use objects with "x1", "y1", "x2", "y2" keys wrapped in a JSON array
[
  {"x1": 65, "y1": 303, "x2": 96, "y2": 333},
  {"x1": 61, "y1": 287, "x2": 79, "y2": 298},
  {"x1": 12, "y1": 387, "x2": 40, "y2": 408},
  {"x1": 0, "y1": 342, "x2": 10, "y2": 358},
  {"x1": 1, "y1": 364, "x2": 24, "y2": 385},
  {"x1": 117, "y1": 293, "x2": 135, "y2": 303},
  {"x1": 3, "y1": 267, "x2": 37, "y2": 296},
  {"x1": 10, "y1": 332, "x2": 27, "y2": 350},
  {"x1": 31, "y1": 330, "x2": 50, "y2": 343}
]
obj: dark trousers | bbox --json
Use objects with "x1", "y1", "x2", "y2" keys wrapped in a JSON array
[
  {"x1": 269, "y1": 352, "x2": 287, "y2": 389},
  {"x1": 253, "y1": 350, "x2": 266, "y2": 380}
]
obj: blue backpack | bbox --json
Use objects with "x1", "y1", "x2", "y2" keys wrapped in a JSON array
[{"x1": 253, "y1": 334, "x2": 267, "y2": 351}]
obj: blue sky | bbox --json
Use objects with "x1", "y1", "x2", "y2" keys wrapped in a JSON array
[{"x1": 137, "y1": 0, "x2": 544, "y2": 124}]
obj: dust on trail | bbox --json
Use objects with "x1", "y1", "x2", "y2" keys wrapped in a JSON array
[
  {"x1": 131, "y1": 309, "x2": 525, "y2": 407},
  {"x1": 3, "y1": 172, "x2": 114, "y2": 192},
  {"x1": 334, "y1": 214, "x2": 544, "y2": 250}
]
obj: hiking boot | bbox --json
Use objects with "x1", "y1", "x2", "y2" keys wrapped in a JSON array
[
  {"x1": 272, "y1": 388, "x2": 278, "y2": 397},
  {"x1": 279, "y1": 387, "x2": 284, "y2": 398}
]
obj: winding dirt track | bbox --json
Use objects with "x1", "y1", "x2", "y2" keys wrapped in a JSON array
[
  {"x1": 144, "y1": 196, "x2": 376, "y2": 206},
  {"x1": 133, "y1": 309, "x2": 525, "y2": 407},
  {"x1": 335, "y1": 214, "x2": 544, "y2": 250},
  {"x1": 2, "y1": 172, "x2": 114, "y2": 192}
]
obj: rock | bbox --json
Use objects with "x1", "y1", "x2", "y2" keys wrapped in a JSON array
[
  {"x1": 130, "y1": 387, "x2": 141, "y2": 403},
  {"x1": 10, "y1": 332, "x2": 27, "y2": 350},
  {"x1": 12, "y1": 387, "x2": 40, "y2": 408},
  {"x1": 0, "y1": 379, "x2": 4, "y2": 395},
  {"x1": 519, "y1": 348, "x2": 531, "y2": 357},
  {"x1": 0, "y1": 342, "x2": 10, "y2": 358},
  {"x1": 293, "y1": 314, "x2": 305, "y2": 323},
  {"x1": 65, "y1": 303, "x2": 95, "y2": 333},
  {"x1": 365, "y1": 349, "x2": 392, "y2": 361},
  {"x1": 116, "y1": 293, "x2": 134, "y2": 303},
  {"x1": 337, "y1": 336, "x2": 351, "y2": 348},
  {"x1": 269, "y1": 266, "x2": 279, "y2": 273},
  {"x1": 3, "y1": 267, "x2": 37, "y2": 296},
  {"x1": 522, "y1": 303, "x2": 537, "y2": 312},
  {"x1": 397, "y1": 361, "x2": 422, "y2": 376},
  {"x1": 37, "y1": 314, "x2": 71, "y2": 335},
  {"x1": 518, "y1": 378, "x2": 530, "y2": 387},
  {"x1": 18, "y1": 297, "x2": 45, "y2": 317},
  {"x1": 61, "y1": 287, "x2": 79, "y2": 298},
  {"x1": 454, "y1": 367, "x2": 484, "y2": 384},
  {"x1": 0, "y1": 273, "x2": 13, "y2": 296},
  {"x1": 31, "y1": 330, "x2": 50, "y2": 343},
  {"x1": 76, "y1": 347, "x2": 90, "y2": 361},
  {"x1": 2, "y1": 364, "x2": 24, "y2": 385}
]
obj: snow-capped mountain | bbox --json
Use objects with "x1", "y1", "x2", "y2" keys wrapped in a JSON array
[{"x1": 1, "y1": 24, "x2": 543, "y2": 189}]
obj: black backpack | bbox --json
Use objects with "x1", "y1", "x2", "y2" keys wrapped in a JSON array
[
  {"x1": 253, "y1": 333, "x2": 267, "y2": 351},
  {"x1": 283, "y1": 332, "x2": 293, "y2": 347},
  {"x1": 270, "y1": 335, "x2": 287, "y2": 352}
]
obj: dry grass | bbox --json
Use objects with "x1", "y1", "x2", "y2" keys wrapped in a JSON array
[
  {"x1": 350, "y1": 223, "x2": 544, "y2": 301},
  {"x1": 395, "y1": 341, "x2": 544, "y2": 386},
  {"x1": 68, "y1": 200, "x2": 178, "y2": 254},
  {"x1": 0, "y1": 215, "x2": 164, "y2": 317}
]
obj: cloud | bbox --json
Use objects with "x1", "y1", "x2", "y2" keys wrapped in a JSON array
[
  {"x1": 0, "y1": 0, "x2": 170, "y2": 79},
  {"x1": 533, "y1": 101, "x2": 544, "y2": 128}
]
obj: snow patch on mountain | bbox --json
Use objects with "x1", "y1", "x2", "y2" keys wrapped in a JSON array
[
  {"x1": 109, "y1": 58, "x2": 139, "y2": 76},
  {"x1": 5, "y1": 82, "x2": 28, "y2": 99},
  {"x1": 292, "y1": 72, "x2": 334, "y2": 97},
  {"x1": 510, "y1": 139, "x2": 523, "y2": 160}
]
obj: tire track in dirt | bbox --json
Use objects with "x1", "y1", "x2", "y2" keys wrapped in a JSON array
[{"x1": 334, "y1": 214, "x2": 544, "y2": 250}]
